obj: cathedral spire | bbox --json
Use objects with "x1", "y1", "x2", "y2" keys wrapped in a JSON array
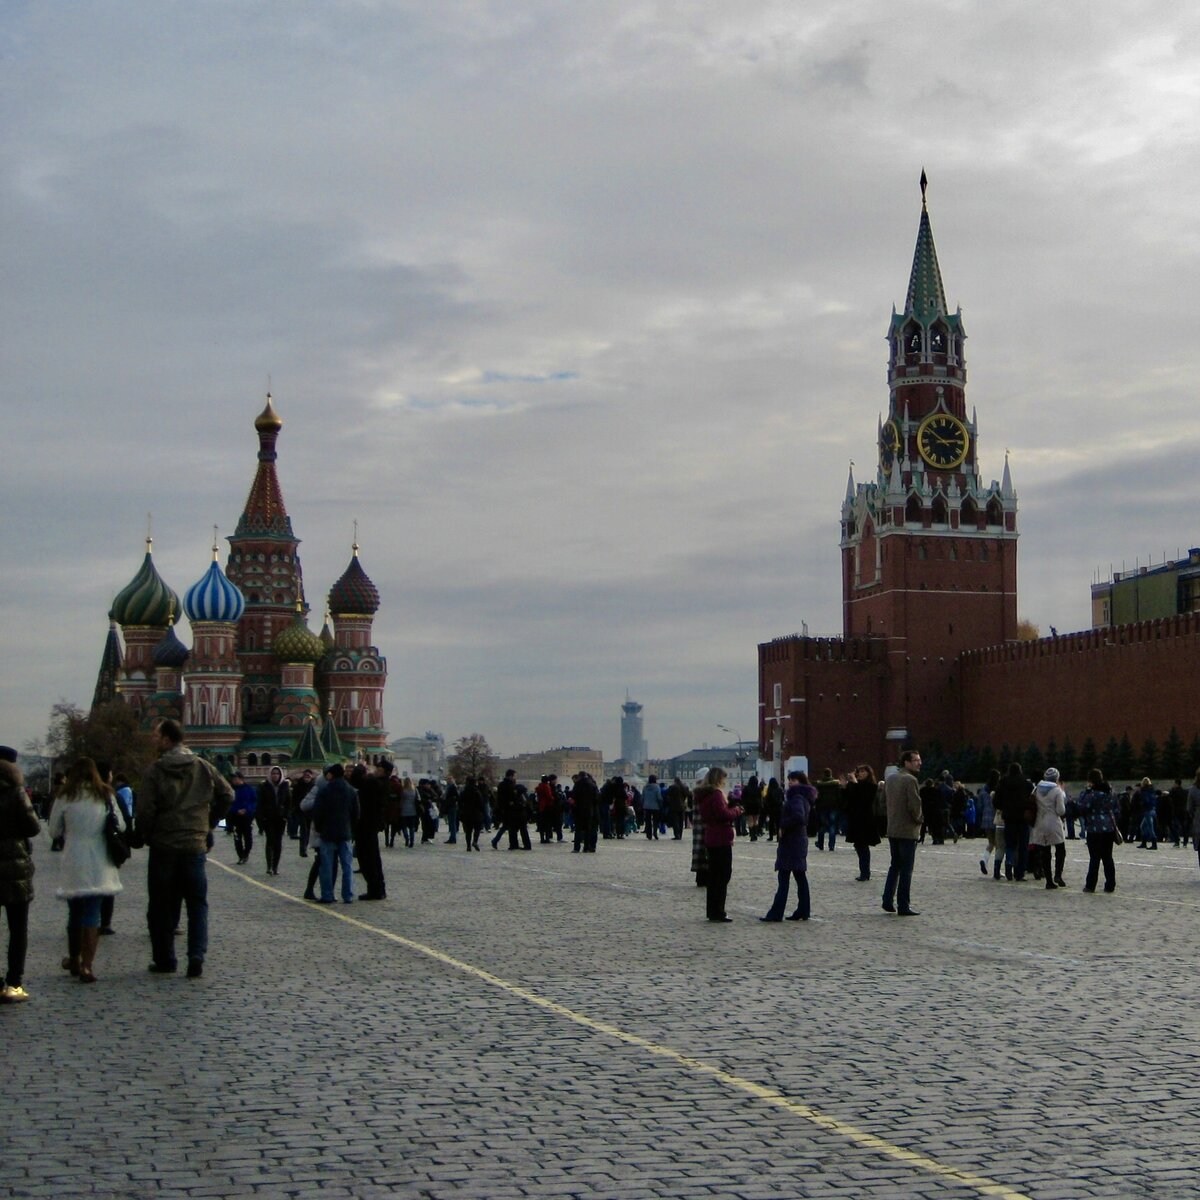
[
  {"x1": 234, "y1": 393, "x2": 295, "y2": 539},
  {"x1": 905, "y1": 172, "x2": 948, "y2": 324}
]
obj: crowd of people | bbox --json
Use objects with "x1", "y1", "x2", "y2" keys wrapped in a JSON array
[{"x1": 6, "y1": 721, "x2": 1200, "y2": 1004}]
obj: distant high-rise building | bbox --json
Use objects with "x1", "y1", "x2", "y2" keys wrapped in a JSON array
[{"x1": 620, "y1": 693, "x2": 647, "y2": 768}]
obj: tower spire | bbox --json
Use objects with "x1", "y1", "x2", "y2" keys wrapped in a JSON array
[
  {"x1": 235, "y1": 393, "x2": 295, "y2": 539},
  {"x1": 905, "y1": 172, "x2": 948, "y2": 323}
]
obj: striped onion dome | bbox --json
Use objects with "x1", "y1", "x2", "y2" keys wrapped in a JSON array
[
  {"x1": 328, "y1": 542, "x2": 380, "y2": 615},
  {"x1": 111, "y1": 538, "x2": 180, "y2": 628},
  {"x1": 184, "y1": 546, "x2": 246, "y2": 624},
  {"x1": 274, "y1": 605, "x2": 326, "y2": 663}
]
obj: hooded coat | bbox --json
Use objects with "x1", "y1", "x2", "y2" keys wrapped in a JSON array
[
  {"x1": 1030, "y1": 781, "x2": 1067, "y2": 846},
  {"x1": 137, "y1": 746, "x2": 234, "y2": 853},
  {"x1": 775, "y1": 784, "x2": 814, "y2": 873}
]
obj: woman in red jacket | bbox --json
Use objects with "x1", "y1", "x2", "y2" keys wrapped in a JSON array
[{"x1": 695, "y1": 767, "x2": 743, "y2": 923}]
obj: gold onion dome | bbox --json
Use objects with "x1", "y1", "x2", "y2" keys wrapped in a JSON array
[
  {"x1": 254, "y1": 392, "x2": 283, "y2": 433},
  {"x1": 274, "y1": 604, "x2": 326, "y2": 664},
  {"x1": 111, "y1": 538, "x2": 180, "y2": 628}
]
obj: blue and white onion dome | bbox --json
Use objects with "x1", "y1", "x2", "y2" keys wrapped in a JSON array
[{"x1": 184, "y1": 543, "x2": 246, "y2": 623}]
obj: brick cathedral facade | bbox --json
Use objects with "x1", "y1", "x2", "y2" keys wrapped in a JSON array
[{"x1": 96, "y1": 396, "x2": 388, "y2": 776}]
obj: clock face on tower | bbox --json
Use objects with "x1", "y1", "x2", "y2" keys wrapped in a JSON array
[
  {"x1": 880, "y1": 418, "x2": 901, "y2": 468},
  {"x1": 916, "y1": 412, "x2": 970, "y2": 470}
]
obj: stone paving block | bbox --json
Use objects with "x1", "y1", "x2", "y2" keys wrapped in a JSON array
[{"x1": 6, "y1": 835, "x2": 1200, "y2": 1198}]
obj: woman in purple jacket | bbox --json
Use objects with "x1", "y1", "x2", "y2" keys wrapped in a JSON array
[
  {"x1": 760, "y1": 770, "x2": 814, "y2": 922},
  {"x1": 695, "y1": 768, "x2": 742, "y2": 923}
]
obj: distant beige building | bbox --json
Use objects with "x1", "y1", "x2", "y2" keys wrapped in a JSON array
[{"x1": 495, "y1": 746, "x2": 604, "y2": 786}]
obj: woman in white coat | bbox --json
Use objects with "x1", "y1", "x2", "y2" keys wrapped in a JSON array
[
  {"x1": 1030, "y1": 767, "x2": 1068, "y2": 891},
  {"x1": 47, "y1": 758, "x2": 122, "y2": 982}
]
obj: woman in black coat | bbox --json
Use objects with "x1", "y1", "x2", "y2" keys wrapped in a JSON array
[
  {"x1": 458, "y1": 778, "x2": 484, "y2": 851},
  {"x1": 844, "y1": 765, "x2": 881, "y2": 882},
  {"x1": 0, "y1": 757, "x2": 41, "y2": 1003}
]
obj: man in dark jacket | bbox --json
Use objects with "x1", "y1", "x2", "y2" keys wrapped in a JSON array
[
  {"x1": 354, "y1": 760, "x2": 390, "y2": 900},
  {"x1": 256, "y1": 766, "x2": 290, "y2": 876},
  {"x1": 572, "y1": 773, "x2": 601, "y2": 853},
  {"x1": 994, "y1": 762, "x2": 1032, "y2": 881},
  {"x1": 311, "y1": 764, "x2": 360, "y2": 904},
  {"x1": 497, "y1": 769, "x2": 531, "y2": 851},
  {"x1": 137, "y1": 719, "x2": 233, "y2": 978},
  {"x1": 0, "y1": 751, "x2": 40, "y2": 1003}
]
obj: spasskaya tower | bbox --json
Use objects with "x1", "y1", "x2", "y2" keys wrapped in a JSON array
[{"x1": 759, "y1": 176, "x2": 1018, "y2": 775}]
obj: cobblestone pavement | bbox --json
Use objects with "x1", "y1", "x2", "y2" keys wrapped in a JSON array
[{"x1": 5, "y1": 825, "x2": 1200, "y2": 1199}]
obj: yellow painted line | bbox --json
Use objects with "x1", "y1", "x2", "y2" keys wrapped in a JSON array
[{"x1": 213, "y1": 859, "x2": 1030, "y2": 1200}]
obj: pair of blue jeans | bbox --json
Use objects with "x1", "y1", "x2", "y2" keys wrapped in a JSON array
[
  {"x1": 147, "y1": 846, "x2": 209, "y2": 967},
  {"x1": 764, "y1": 869, "x2": 810, "y2": 919},
  {"x1": 67, "y1": 896, "x2": 103, "y2": 929},
  {"x1": 882, "y1": 837, "x2": 917, "y2": 912},
  {"x1": 319, "y1": 840, "x2": 354, "y2": 902},
  {"x1": 1004, "y1": 822, "x2": 1029, "y2": 879},
  {"x1": 817, "y1": 812, "x2": 839, "y2": 851}
]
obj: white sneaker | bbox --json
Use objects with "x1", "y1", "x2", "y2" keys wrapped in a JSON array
[{"x1": 0, "y1": 984, "x2": 30, "y2": 1003}]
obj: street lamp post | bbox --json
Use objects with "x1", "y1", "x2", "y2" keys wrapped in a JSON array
[{"x1": 716, "y1": 724, "x2": 745, "y2": 787}]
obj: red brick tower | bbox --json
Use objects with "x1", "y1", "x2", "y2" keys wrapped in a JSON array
[
  {"x1": 225, "y1": 394, "x2": 305, "y2": 741},
  {"x1": 839, "y1": 175, "x2": 1017, "y2": 751},
  {"x1": 322, "y1": 538, "x2": 388, "y2": 754}
]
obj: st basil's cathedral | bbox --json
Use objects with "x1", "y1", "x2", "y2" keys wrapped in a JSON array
[{"x1": 92, "y1": 395, "x2": 388, "y2": 776}]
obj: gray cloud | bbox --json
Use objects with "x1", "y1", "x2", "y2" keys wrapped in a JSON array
[{"x1": 6, "y1": 3, "x2": 1200, "y2": 759}]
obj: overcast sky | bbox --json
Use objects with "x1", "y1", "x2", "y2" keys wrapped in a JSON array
[{"x1": 5, "y1": 3, "x2": 1200, "y2": 761}]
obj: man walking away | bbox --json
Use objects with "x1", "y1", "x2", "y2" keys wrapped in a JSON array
[
  {"x1": 641, "y1": 774, "x2": 663, "y2": 840},
  {"x1": 136, "y1": 719, "x2": 233, "y2": 978},
  {"x1": 355, "y1": 760, "x2": 390, "y2": 900},
  {"x1": 572, "y1": 773, "x2": 600, "y2": 853},
  {"x1": 311, "y1": 764, "x2": 359, "y2": 904}
]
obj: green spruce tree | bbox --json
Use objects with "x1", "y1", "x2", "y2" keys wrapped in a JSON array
[
  {"x1": 1023, "y1": 742, "x2": 1046, "y2": 781},
  {"x1": 1115, "y1": 734, "x2": 1136, "y2": 780},
  {"x1": 1059, "y1": 738, "x2": 1078, "y2": 783},
  {"x1": 1079, "y1": 737, "x2": 1098, "y2": 776},
  {"x1": 1162, "y1": 727, "x2": 1186, "y2": 780},
  {"x1": 1139, "y1": 738, "x2": 1160, "y2": 780},
  {"x1": 1100, "y1": 736, "x2": 1121, "y2": 779}
]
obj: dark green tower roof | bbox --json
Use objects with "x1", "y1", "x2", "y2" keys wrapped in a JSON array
[
  {"x1": 905, "y1": 172, "x2": 948, "y2": 324},
  {"x1": 291, "y1": 717, "x2": 324, "y2": 767},
  {"x1": 320, "y1": 714, "x2": 346, "y2": 760},
  {"x1": 889, "y1": 172, "x2": 964, "y2": 340}
]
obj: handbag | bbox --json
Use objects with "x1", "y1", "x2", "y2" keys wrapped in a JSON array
[{"x1": 104, "y1": 797, "x2": 131, "y2": 868}]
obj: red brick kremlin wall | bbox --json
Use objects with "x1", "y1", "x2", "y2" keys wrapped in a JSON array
[
  {"x1": 758, "y1": 635, "x2": 889, "y2": 776},
  {"x1": 960, "y1": 614, "x2": 1200, "y2": 752}
]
